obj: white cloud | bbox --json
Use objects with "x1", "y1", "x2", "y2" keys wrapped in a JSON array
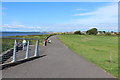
[
  {"x1": 1, "y1": 3, "x2": 118, "y2": 32},
  {"x1": 76, "y1": 8, "x2": 86, "y2": 11},
  {"x1": 1, "y1": 24, "x2": 25, "y2": 28},
  {"x1": 48, "y1": 3, "x2": 117, "y2": 32},
  {"x1": 71, "y1": 3, "x2": 118, "y2": 31},
  {"x1": 74, "y1": 3, "x2": 118, "y2": 17},
  {"x1": 1, "y1": 24, "x2": 43, "y2": 32},
  {"x1": 1, "y1": 24, "x2": 41, "y2": 29},
  {"x1": 74, "y1": 12, "x2": 95, "y2": 16}
]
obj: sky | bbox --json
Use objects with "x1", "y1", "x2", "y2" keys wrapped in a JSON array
[
  {"x1": 1, "y1": 2, "x2": 118, "y2": 32},
  {"x1": 2, "y1": 0, "x2": 119, "y2": 2}
]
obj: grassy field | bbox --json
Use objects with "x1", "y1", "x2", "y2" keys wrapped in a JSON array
[
  {"x1": 57, "y1": 35, "x2": 118, "y2": 77},
  {"x1": 2, "y1": 34, "x2": 51, "y2": 53}
]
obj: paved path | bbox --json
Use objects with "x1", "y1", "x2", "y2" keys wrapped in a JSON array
[{"x1": 2, "y1": 36, "x2": 113, "y2": 78}]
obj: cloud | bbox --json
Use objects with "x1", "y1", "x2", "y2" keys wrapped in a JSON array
[
  {"x1": 71, "y1": 3, "x2": 118, "y2": 31},
  {"x1": 1, "y1": 3, "x2": 118, "y2": 32},
  {"x1": 51, "y1": 23, "x2": 118, "y2": 32},
  {"x1": 1, "y1": 24, "x2": 25, "y2": 28},
  {"x1": 1, "y1": 24, "x2": 43, "y2": 32},
  {"x1": 1, "y1": 23, "x2": 42, "y2": 29},
  {"x1": 74, "y1": 12, "x2": 94, "y2": 16},
  {"x1": 74, "y1": 3, "x2": 118, "y2": 17},
  {"x1": 75, "y1": 8, "x2": 86, "y2": 11},
  {"x1": 48, "y1": 3, "x2": 117, "y2": 32}
]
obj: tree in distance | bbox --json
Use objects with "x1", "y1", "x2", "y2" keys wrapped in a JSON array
[
  {"x1": 86, "y1": 28, "x2": 98, "y2": 35},
  {"x1": 74, "y1": 31, "x2": 81, "y2": 35}
]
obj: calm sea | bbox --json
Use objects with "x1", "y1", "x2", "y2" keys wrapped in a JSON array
[{"x1": 1, "y1": 32, "x2": 48, "y2": 36}]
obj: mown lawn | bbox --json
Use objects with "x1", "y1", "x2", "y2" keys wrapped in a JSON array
[{"x1": 57, "y1": 35, "x2": 118, "y2": 77}]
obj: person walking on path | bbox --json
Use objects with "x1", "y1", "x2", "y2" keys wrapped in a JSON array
[
  {"x1": 22, "y1": 39, "x2": 27, "y2": 51},
  {"x1": 43, "y1": 39, "x2": 47, "y2": 47}
]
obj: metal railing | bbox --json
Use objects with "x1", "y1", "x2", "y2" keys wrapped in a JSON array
[{"x1": 1, "y1": 37, "x2": 40, "y2": 64}]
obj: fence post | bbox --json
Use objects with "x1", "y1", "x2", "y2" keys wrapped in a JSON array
[
  {"x1": 25, "y1": 40, "x2": 30, "y2": 59},
  {"x1": 12, "y1": 40, "x2": 17, "y2": 62},
  {"x1": 34, "y1": 40, "x2": 39, "y2": 57}
]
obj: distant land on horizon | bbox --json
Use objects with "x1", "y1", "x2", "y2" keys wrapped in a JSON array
[{"x1": 1, "y1": 32, "x2": 50, "y2": 36}]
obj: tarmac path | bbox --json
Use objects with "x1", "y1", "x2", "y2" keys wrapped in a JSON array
[{"x1": 2, "y1": 36, "x2": 114, "y2": 78}]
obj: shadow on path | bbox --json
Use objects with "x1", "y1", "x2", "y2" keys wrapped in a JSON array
[{"x1": 2, "y1": 55, "x2": 46, "y2": 70}]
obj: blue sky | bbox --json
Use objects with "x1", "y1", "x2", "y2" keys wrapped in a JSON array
[{"x1": 1, "y1": 2, "x2": 118, "y2": 32}]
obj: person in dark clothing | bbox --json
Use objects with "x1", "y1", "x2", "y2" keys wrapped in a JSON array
[
  {"x1": 43, "y1": 39, "x2": 48, "y2": 47},
  {"x1": 44, "y1": 39, "x2": 47, "y2": 46}
]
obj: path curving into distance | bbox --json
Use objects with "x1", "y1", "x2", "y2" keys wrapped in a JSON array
[{"x1": 2, "y1": 36, "x2": 114, "y2": 78}]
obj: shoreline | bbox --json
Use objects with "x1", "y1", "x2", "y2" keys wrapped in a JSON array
[
  {"x1": 1, "y1": 32, "x2": 50, "y2": 37},
  {"x1": 1, "y1": 34, "x2": 53, "y2": 52}
]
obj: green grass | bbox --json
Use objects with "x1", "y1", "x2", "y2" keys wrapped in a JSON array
[
  {"x1": 57, "y1": 35, "x2": 118, "y2": 77},
  {"x1": 2, "y1": 34, "x2": 51, "y2": 53}
]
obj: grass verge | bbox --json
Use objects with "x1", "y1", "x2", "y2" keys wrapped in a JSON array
[{"x1": 57, "y1": 34, "x2": 118, "y2": 77}]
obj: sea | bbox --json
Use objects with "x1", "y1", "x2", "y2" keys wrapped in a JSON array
[{"x1": 1, "y1": 32, "x2": 48, "y2": 36}]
